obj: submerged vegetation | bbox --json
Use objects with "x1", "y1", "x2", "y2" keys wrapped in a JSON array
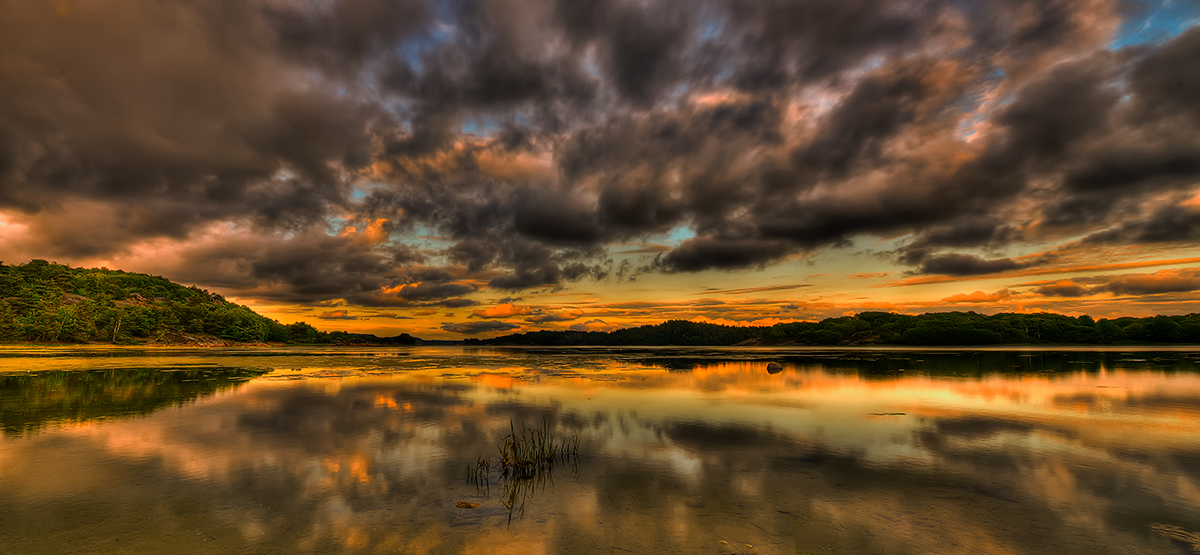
[
  {"x1": 469, "y1": 421, "x2": 580, "y2": 520},
  {"x1": 0, "y1": 260, "x2": 418, "y2": 345}
]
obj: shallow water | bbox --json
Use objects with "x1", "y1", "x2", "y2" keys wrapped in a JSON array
[{"x1": 1, "y1": 346, "x2": 1200, "y2": 554}]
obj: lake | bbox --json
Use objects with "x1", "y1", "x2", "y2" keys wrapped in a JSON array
[{"x1": 1, "y1": 346, "x2": 1199, "y2": 554}]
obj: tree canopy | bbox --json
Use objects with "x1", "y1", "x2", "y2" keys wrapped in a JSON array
[
  {"x1": 0, "y1": 260, "x2": 417, "y2": 345},
  {"x1": 470, "y1": 311, "x2": 1200, "y2": 346}
]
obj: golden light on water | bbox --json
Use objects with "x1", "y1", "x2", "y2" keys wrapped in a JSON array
[{"x1": 1, "y1": 347, "x2": 1199, "y2": 554}]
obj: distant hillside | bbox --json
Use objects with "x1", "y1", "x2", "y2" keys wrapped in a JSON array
[
  {"x1": 464, "y1": 320, "x2": 766, "y2": 346},
  {"x1": 0, "y1": 260, "x2": 418, "y2": 345},
  {"x1": 469, "y1": 311, "x2": 1200, "y2": 346},
  {"x1": 9, "y1": 260, "x2": 1200, "y2": 347}
]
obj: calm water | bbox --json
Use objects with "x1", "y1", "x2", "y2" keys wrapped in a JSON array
[{"x1": 2, "y1": 346, "x2": 1200, "y2": 555}]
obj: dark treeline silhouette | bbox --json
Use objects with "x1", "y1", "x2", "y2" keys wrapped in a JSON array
[
  {"x1": 0, "y1": 260, "x2": 417, "y2": 345},
  {"x1": 8, "y1": 261, "x2": 1200, "y2": 347},
  {"x1": 470, "y1": 311, "x2": 1200, "y2": 346},
  {"x1": 463, "y1": 319, "x2": 767, "y2": 346}
]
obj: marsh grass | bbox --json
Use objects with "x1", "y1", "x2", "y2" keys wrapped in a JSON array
[{"x1": 467, "y1": 421, "x2": 580, "y2": 521}]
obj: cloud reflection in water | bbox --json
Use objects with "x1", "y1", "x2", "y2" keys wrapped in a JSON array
[{"x1": 0, "y1": 348, "x2": 1198, "y2": 554}]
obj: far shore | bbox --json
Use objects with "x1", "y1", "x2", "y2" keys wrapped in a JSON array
[{"x1": 3, "y1": 342, "x2": 1200, "y2": 350}]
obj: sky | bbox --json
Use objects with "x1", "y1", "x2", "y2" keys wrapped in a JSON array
[{"x1": 2, "y1": 0, "x2": 1200, "y2": 339}]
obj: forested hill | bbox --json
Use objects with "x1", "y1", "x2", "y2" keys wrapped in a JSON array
[
  {"x1": 463, "y1": 319, "x2": 767, "y2": 347},
  {"x1": 0, "y1": 260, "x2": 418, "y2": 345},
  {"x1": 8, "y1": 260, "x2": 1200, "y2": 347},
  {"x1": 469, "y1": 311, "x2": 1200, "y2": 346}
]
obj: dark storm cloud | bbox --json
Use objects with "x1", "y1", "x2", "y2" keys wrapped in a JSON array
[
  {"x1": 164, "y1": 231, "x2": 471, "y2": 306},
  {"x1": 1098, "y1": 270, "x2": 1200, "y2": 296},
  {"x1": 3, "y1": 0, "x2": 1199, "y2": 300},
  {"x1": 1083, "y1": 204, "x2": 1200, "y2": 245},
  {"x1": 440, "y1": 321, "x2": 520, "y2": 335},
  {"x1": 719, "y1": 0, "x2": 930, "y2": 87},
  {"x1": 512, "y1": 188, "x2": 603, "y2": 245},
  {"x1": 1035, "y1": 280, "x2": 1091, "y2": 297},
  {"x1": 913, "y1": 254, "x2": 1028, "y2": 276},
  {"x1": 170, "y1": 231, "x2": 401, "y2": 303},
  {"x1": 1033, "y1": 36, "x2": 1200, "y2": 230},
  {"x1": 264, "y1": 0, "x2": 431, "y2": 72},
  {"x1": 896, "y1": 221, "x2": 1021, "y2": 272},
  {"x1": 0, "y1": 0, "x2": 382, "y2": 223},
  {"x1": 1063, "y1": 151, "x2": 1200, "y2": 194},
  {"x1": 993, "y1": 54, "x2": 1120, "y2": 162},
  {"x1": 525, "y1": 312, "x2": 580, "y2": 323},
  {"x1": 1026, "y1": 268, "x2": 1200, "y2": 298},
  {"x1": 1130, "y1": 26, "x2": 1200, "y2": 119},
  {"x1": 657, "y1": 237, "x2": 793, "y2": 272},
  {"x1": 794, "y1": 58, "x2": 950, "y2": 178}
]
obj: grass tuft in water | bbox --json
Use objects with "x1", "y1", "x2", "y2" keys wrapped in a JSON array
[{"x1": 467, "y1": 420, "x2": 580, "y2": 521}]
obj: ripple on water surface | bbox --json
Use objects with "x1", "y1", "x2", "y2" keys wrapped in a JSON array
[{"x1": 0, "y1": 346, "x2": 1199, "y2": 554}]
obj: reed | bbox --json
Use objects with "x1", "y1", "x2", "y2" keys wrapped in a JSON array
[
  {"x1": 496, "y1": 420, "x2": 579, "y2": 476},
  {"x1": 467, "y1": 420, "x2": 580, "y2": 518}
]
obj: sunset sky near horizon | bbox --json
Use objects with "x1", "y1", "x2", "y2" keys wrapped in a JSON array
[{"x1": 3, "y1": 0, "x2": 1200, "y2": 338}]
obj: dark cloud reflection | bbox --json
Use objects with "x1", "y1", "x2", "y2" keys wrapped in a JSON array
[{"x1": 2, "y1": 348, "x2": 1199, "y2": 553}]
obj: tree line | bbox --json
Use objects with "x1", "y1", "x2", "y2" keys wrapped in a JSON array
[
  {"x1": 8, "y1": 260, "x2": 1200, "y2": 347},
  {"x1": 470, "y1": 311, "x2": 1200, "y2": 346},
  {"x1": 463, "y1": 319, "x2": 765, "y2": 346},
  {"x1": 0, "y1": 260, "x2": 417, "y2": 345}
]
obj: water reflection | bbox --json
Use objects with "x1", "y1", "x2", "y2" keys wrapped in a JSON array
[
  {"x1": 0, "y1": 347, "x2": 1198, "y2": 554},
  {"x1": 0, "y1": 367, "x2": 266, "y2": 435}
]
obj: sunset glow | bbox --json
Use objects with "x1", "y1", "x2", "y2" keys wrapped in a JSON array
[{"x1": 3, "y1": 0, "x2": 1200, "y2": 338}]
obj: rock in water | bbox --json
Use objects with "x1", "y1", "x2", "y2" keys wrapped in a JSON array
[{"x1": 766, "y1": 362, "x2": 783, "y2": 373}]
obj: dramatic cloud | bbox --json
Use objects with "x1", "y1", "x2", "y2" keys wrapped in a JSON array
[
  {"x1": 1035, "y1": 280, "x2": 1091, "y2": 298},
  {"x1": 914, "y1": 254, "x2": 1029, "y2": 277},
  {"x1": 569, "y1": 319, "x2": 619, "y2": 332},
  {"x1": 440, "y1": 321, "x2": 521, "y2": 335},
  {"x1": 943, "y1": 290, "x2": 1012, "y2": 304},
  {"x1": 1098, "y1": 268, "x2": 1200, "y2": 296},
  {"x1": 1083, "y1": 204, "x2": 1200, "y2": 245},
  {"x1": 3, "y1": 0, "x2": 1199, "y2": 335},
  {"x1": 315, "y1": 310, "x2": 360, "y2": 321},
  {"x1": 1023, "y1": 268, "x2": 1200, "y2": 299},
  {"x1": 526, "y1": 308, "x2": 584, "y2": 323},
  {"x1": 470, "y1": 304, "x2": 533, "y2": 319}
]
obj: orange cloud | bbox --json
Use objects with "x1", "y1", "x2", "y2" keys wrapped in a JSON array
[
  {"x1": 316, "y1": 310, "x2": 359, "y2": 320},
  {"x1": 1100, "y1": 268, "x2": 1200, "y2": 296},
  {"x1": 471, "y1": 304, "x2": 533, "y2": 319},
  {"x1": 1033, "y1": 280, "x2": 1091, "y2": 298},
  {"x1": 942, "y1": 290, "x2": 1011, "y2": 303},
  {"x1": 885, "y1": 257, "x2": 1200, "y2": 288},
  {"x1": 568, "y1": 319, "x2": 619, "y2": 332},
  {"x1": 526, "y1": 308, "x2": 585, "y2": 323},
  {"x1": 337, "y1": 218, "x2": 390, "y2": 245}
]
